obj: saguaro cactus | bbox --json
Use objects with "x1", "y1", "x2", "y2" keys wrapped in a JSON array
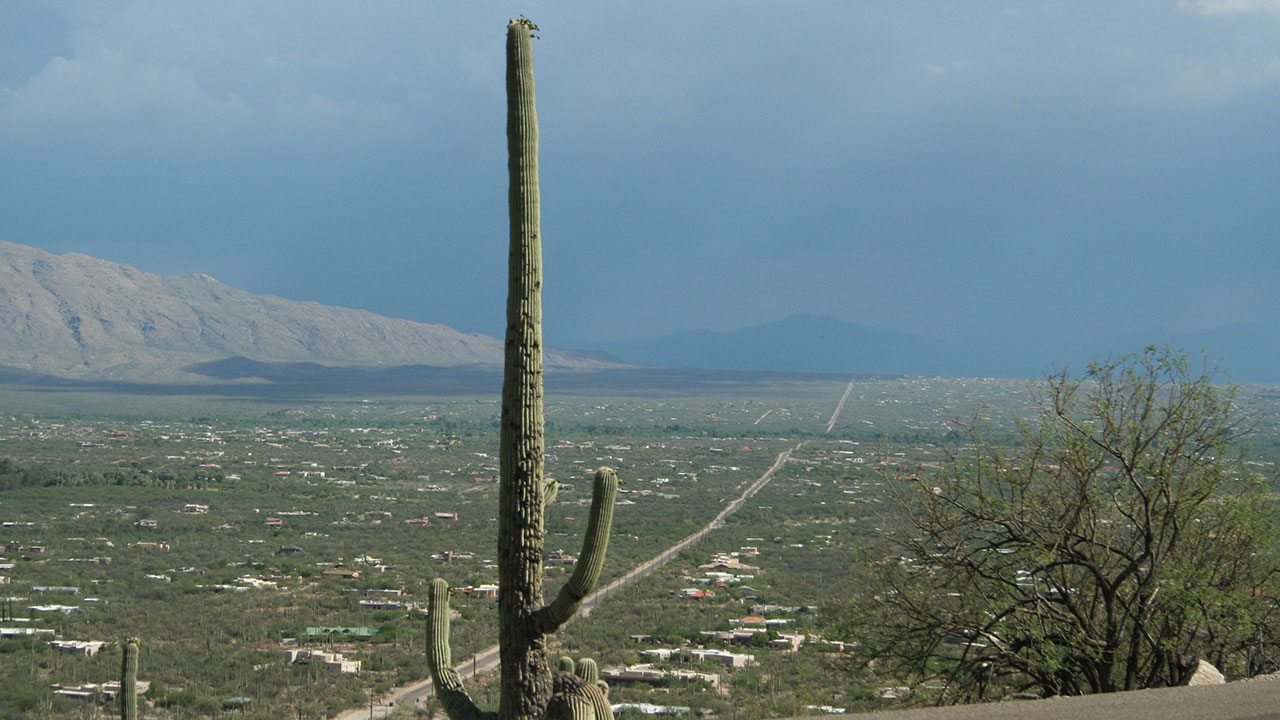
[
  {"x1": 574, "y1": 659, "x2": 599, "y2": 685},
  {"x1": 119, "y1": 637, "x2": 140, "y2": 720},
  {"x1": 424, "y1": 19, "x2": 619, "y2": 720}
]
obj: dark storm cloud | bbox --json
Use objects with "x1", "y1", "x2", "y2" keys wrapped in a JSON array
[{"x1": 2, "y1": 1, "x2": 1279, "y2": 363}]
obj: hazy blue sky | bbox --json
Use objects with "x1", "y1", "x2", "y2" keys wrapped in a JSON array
[{"x1": 3, "y1": 1, "x2": 1279, "y2": 356}]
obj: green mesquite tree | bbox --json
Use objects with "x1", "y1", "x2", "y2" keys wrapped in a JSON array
[
  {"x1": 119, "y1": 637, "x2": 139, "y2": 720},
  {"x1": 424, "y1": 19, "x2": 619, "y2": 720},
  {"x1": 853, "y1": 347, "x2": 1279, "y2": 698}
]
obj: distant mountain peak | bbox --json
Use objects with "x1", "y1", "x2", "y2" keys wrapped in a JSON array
[{"x1": 0, "y1": 241, "x2": 617, "y2": 382}]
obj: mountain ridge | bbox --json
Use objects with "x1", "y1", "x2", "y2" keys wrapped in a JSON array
[
  {"x1": 0, "y1": 241, "x2": 615, "y2": 382},
  {"x1": 4, "y1": 241, "x2": 1276, "y2": 387}
]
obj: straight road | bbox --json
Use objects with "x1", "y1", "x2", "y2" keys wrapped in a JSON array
[
  {"x1": 336, "y1": 443, "x2": 800, "y2": 719},
  {"x1": 826, "y1": 378, "x2": 855, "y2": 433}
]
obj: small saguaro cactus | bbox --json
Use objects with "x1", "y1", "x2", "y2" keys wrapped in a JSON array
[
  {"x1": 120, "y1": 637, "x2": 140, "y2": 720},
  {"x1": 424, "y1": 18, "x2": 620, "y2": 720},
  {"x1": 574, "y1": 659, "x2": 599, "y2": 685}
]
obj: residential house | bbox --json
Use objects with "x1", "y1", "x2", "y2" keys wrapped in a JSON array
[
  {"x1": 770, "y1": 633, "x2": 805, "y2": 651},
  {"x1": 1, "y1": 627, "x2": 55, "y2": 637},
  {"x1": 49, "y1": 640, "x2": 106, "y2": 656},
  {"x1": 547, "y1": 549, "x2": 577, "y2": 566},
  {"x1": 451, "y1": 584, "x2": 498, "y2": 599},
  {"x1": 52, "y1": 681, "x2": 150, "y2": 703},
  {"x1": 684, "y1": 648, "x2": 754, "y2": 668},
  {"x1": 642, "y1": 647, "x2": 753, "y2": 668},
  {"x1": 359, "y1": 599, "x2": 416, "y2": 610},
  {"x1": 603, "y1": 665, "x2": 720, "y2": 690},
  {"x1": 236, "y1": 576, "x2": 277, "y2": 589},
  {"x1": 30, "y1": 604, "x2": 84, "y2": 614},
  {"x1": 698, "y1": 556, "x2": 759, "y2": 573},
  {"x1": 284, "y1": 648, "x2": 360, "y2": 673},
  {"x1": 700, "y1": 629, "x2": 765, "y2": 645},
  {"x1": 608, "y1": 703, "x2": 693, "y2": 716}
]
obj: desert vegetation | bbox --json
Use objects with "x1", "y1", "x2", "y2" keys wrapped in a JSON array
[{"x1": 0, "y1": 360, "x2": 1276, "y2": 718}]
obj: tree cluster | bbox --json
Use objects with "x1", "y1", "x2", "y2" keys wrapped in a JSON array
[{"x1": 852, "y1": 348, "x2": 1280, "y2": 700}]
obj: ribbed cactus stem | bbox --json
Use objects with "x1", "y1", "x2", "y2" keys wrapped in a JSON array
[
  {"x1": 497, "y1": 17, "x2": 552, "y2": 720},
  {"x1": 574, "y1": 658, "x2": 599, "y2": 684},
  {"x1": 583, "y1": 683, "x2": 611, "y2": 720},
  {"x1": 552, "y1": 674, "x2": 599, "y2": 720},
  {"x1": 120, "y1": 637, "x2": 139, "y2": 720},
  {"x1": 557, "y1": 656, "x2": 576, "y2": 674},
  {"x1": 545, "y1": 692, "x2": 594, "y2": 720},
  {"x1": 426, "y1": 579, "x2": 495, "y2": 720},
  {"x1": 571, "y1": 657, "x2": 608, "y2": 716},
  {"x1": 536, "y1": 468, "x2": 619, "y2": 632}
]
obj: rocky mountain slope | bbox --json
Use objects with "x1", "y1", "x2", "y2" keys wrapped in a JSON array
[{"x1": 0, "y1": 241, "x2": 613, "y2": 382}]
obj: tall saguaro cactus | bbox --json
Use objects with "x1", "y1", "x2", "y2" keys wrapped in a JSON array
[
  {"x1": 424, "y1": 19, "x2": 619, "y2": 720},
  {"x1": 498, "y1": 13, "x2": 550, "y2": 720},
  {"x1": 119, "y1": 637, "x2": 140, "y2": 720}
]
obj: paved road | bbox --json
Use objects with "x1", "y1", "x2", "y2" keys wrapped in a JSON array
[
  {"x1": 826, "y1": 379, "x2": 855, "y2": 433},
  {"x1": 335, "y1": 444, "x2": 800, "y2": 719}
]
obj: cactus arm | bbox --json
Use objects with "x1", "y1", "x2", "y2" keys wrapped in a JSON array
[
  {"x1": 534, "y1": 467, "x2": 618, "y2": 633},
  {"x1": 582, "y1": 682, "x2": 611, "y2": 720},
  {"x1": 425, "y1": 579, "x2": 497, "y2": 720},
  {"x1": 548, "y1": 673, "x2": 599, "y2": 720},
  {"x1": 545, "y1": 692, "x2": 594, "y2": 720},
  {"x1": 120, "y1": 637, "x2": 139, "y2": 720}
]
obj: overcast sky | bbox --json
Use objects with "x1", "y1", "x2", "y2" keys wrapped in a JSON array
[{"x1": 3, "y1": 1, "x2": 1279, "y2": 357}]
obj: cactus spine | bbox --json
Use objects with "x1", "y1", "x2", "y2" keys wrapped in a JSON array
[
  {"x1": 120, "y1": 637, "x2": 139, "y2": 720},
  {"x1": 424, "y1": 19, "x2": 619, "y2": 720}
]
